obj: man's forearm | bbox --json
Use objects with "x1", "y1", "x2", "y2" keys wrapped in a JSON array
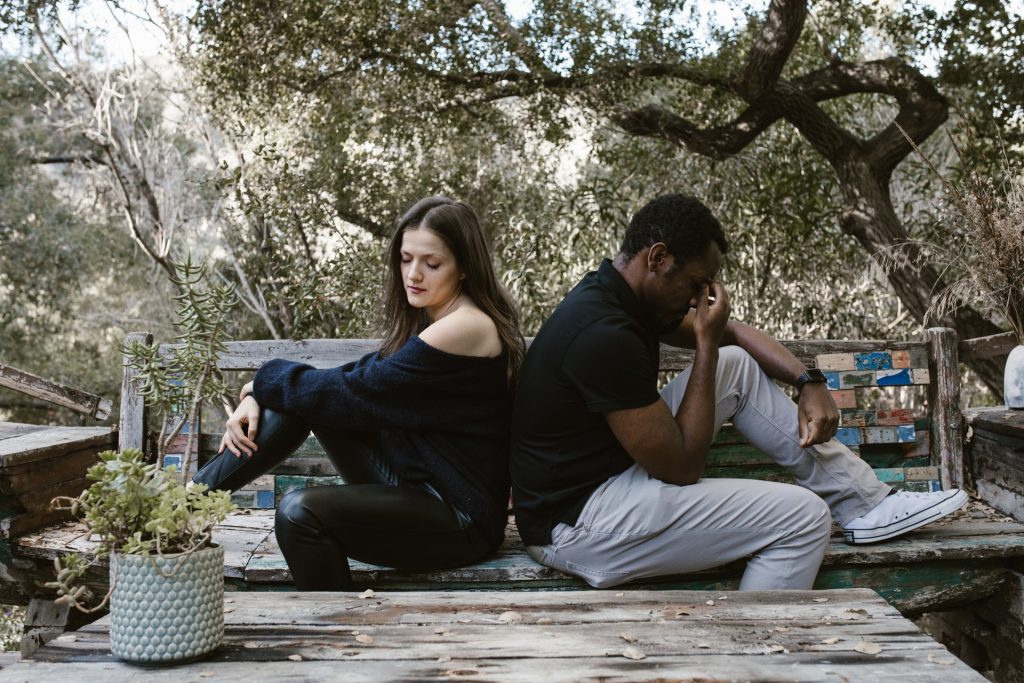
[
  {"x1": 672, "y1": 346, "x2": 719, "y2": 482},
  {"x1": 723, "y1": 321, "x2": 806, "y2": 385}
]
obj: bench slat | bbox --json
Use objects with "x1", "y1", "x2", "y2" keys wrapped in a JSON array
[{"x1": 157, "y1": 337, "x2": 931, "y2": 372}]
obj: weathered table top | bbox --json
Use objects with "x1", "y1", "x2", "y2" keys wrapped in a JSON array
[{"x1": 1, "y1": 588, "x2": 983, "y2": 682}]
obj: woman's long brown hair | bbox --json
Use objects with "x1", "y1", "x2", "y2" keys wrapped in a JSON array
[{"x1": 381, "y1": 196, "x2": 525, "y2": 386}]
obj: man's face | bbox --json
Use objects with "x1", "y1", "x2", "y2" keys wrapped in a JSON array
[{"x1": 647, "y1": 243, "x2": 722, "y2": 333}]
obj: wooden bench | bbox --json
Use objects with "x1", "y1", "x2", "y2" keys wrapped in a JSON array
[{"x1": 8, "y1": 329, "x2": 1024, "y2": 619}]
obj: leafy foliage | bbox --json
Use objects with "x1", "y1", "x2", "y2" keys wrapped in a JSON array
[
  {"x1": 47, "y1": 448, "x2": 235, "y2": 612},
  {"x1": 125, "y1": 258, "x2": 238, "y2": 470},
  {"x1": 0, "y1": 56, "x2": 149, "y2": 421}
]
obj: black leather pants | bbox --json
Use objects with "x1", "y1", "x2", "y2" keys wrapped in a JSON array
[{"x1": 193, "y1": 408, "x2": 490, "y2": 590}]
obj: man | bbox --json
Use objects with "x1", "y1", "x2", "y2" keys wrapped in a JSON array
[{"x1": 510, "y1": 193, "x2": 967, "y2": 590}]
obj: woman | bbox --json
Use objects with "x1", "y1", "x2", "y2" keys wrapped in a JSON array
[{"x1": 193, "y1": 196, "x2": 525, "y2": 590}]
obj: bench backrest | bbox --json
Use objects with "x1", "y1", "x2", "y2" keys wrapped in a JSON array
[{"x1": 119, "y1": 328, "x2": 967, "y2": 506}]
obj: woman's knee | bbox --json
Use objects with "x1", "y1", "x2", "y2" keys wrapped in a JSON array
[
  {"x1": 258, "y1": 408, "x2": 308, "y2": 442},
  {"x1": 275, "y1": 489, "x2": 324, "y2": 536}
]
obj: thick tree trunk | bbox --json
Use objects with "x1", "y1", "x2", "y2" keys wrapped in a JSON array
[{"x1": 834, "y1": 161, "x2": 1007, "y2": 394}]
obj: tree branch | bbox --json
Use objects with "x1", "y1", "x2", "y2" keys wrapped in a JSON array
[
  {"x1": 736, "y1": 0, "x2": 808, "y2": 99},
  {"x1": 28, "y1": 154, "x2": 107, "y2": 166},
  {"x1": 478, "y1": 0, "x2": 554, "y2": 78}
]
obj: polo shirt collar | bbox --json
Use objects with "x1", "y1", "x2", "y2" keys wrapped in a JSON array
[{"x1": 595, "y1": 259, "x2": 659, "y2": 334}]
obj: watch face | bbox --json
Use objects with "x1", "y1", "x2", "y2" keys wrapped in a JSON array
[{"x1": 807, "y1": 368, "x2": 828, "y2": 383}]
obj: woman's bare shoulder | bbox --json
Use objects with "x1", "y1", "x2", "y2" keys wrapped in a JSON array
[{"x1": 419, "y1": 306, "x2": 502, "y2": 358}]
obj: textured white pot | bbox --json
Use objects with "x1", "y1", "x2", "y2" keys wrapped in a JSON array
[
  {"x1": 1006, "y1": 345, "x2": 1024, "y2": 409},
  {"x1": 108, "y1": 544, "x2": 224, "y2": 664}
]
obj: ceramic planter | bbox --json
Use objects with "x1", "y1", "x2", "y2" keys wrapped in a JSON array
[
  {"x1": 108, "y1": 544, "x2": 224, "y2": 664},
  {"x1": 1006, "y1": 345, "x2": 1024, "y2": 409}
]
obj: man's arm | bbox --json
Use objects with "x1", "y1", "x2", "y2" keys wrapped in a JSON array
[
  {"x1": 604, "y1": 282, "x2": 728, "y2": 486},
  {"x1": 663, "y1": 316, "x2": 838, "y2": 447}
]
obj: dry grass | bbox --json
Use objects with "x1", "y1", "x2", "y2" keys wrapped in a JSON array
[{"x1": 885, "y1": 124, "x2": 1024, "y2": 343}]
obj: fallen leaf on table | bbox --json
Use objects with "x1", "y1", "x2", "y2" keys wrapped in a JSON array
[
  {"x1": 498, "y1": 611, "x2": 523, "y2": 624},
  {"x1": 536, "y1": 617, "x2": 553, "y2": 625},
  {"x1": 696, "y1": 643, "x2": 711, "y2": 649},
  {"x1": 854, "y1": 641, "x2": 882, "y2": 655},
  {"x1": 705, "y1": 600, "x2": 715, "y2": 606},
  {"x1": 287, "y1": 654, "x2": 303, "y2": 662},
  {"x1": 927, "y1": 654, "x2": 956, "y2": 665},
  {"x1": 622, "y1": 645, "x2": 646, "y2": 660},
  {"x1": 765, "y1": 644, "x2": 786, "y2": 654},
  {"x1": 775, "y1": 626, "x2": 790, "y2": 632},
  {"x1": 619, "y1": 632, "x2": 638, "y2": 643},
  {"x1": 437, "y1": 655, "x2": 452, "y2": 663},
  {"x1": 358, "y1": 589, "x2": 376, "y2": 599},
  {"x1": 821, "y1": 637, "x2": 840, "y2": 645},
  {"x1": 55, "y1": 635, "x2": 76, "y2": 642},
  {"x1": 355, "y1": 634, "x2": 374, "y2": 644},
  {"x1": 812, "y1": 598, "x2": 829, "y2": 603},
  {"x1": 198, "y1": 673, "x2": 214, "y2": 678},
  {"x1": 843, "y1": 608, "x2": 869, "y2": 620}
]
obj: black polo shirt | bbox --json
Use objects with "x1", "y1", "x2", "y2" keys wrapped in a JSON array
[{"x1": 511, "y1": 259, "x2": 663, "y2": 545}]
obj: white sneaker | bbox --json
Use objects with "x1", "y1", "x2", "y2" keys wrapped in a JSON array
[{"x1": 843, "y1": 489, "x2": 968, "y2": 544}]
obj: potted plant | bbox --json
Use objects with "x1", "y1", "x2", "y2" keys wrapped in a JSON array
[{"x1": 47, "y1": 448, "x2": 236, "y2": 664}]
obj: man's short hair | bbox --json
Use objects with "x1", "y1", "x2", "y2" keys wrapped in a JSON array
[{"x1": 620, "y1": 194, "x2": 730, "y2": 264}]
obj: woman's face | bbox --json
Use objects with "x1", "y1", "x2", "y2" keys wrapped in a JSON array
[{"x1": 399, "y1": 227, "x2": 464, "y2": 319}]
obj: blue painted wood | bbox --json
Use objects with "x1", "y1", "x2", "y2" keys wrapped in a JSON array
[
  {"x1": 855, "y1": 352, "x2": 893, "y2": 370},
  {"x1": 877, "y1": 369, "x2": 913, "y2": 386},
  {"x1": 836, "y1": 428, "x2": 862, "y2": 446},
  {"x1": 897, "y1": 425, "x2": 917, "y2": 443},
  {"x1": 824, "y1": 372, "x2": 840, "y2": 389},
  {"x1": 874, "y1": 468, "x2": 907, "y2": 483}
]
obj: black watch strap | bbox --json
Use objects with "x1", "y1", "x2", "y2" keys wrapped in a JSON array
[{"x1": 796, "y1": 368, "x2": 828, "y2": 392}]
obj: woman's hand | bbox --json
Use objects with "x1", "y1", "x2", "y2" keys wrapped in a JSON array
[
  {"x1": 797, "y1": 383, "x2": 839, "y2": 447},
  {"x1": 220, "y1": 395, "x2": 261, "y2": 458}
]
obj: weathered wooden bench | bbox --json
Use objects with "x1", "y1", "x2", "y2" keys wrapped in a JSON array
[{"x1": 6, "y1": 329, "x2": 1024, "y2": 646}]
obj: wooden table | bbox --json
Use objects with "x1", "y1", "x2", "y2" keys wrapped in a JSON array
[{"x1": 2, "y1": 588, "x2": 983, "y2": 682}]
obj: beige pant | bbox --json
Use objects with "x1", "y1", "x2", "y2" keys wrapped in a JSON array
[{"x1": 527, "y1": 345, "x2": 890, "y2": 590}]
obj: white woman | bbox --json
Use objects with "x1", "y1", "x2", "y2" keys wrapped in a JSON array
[{"x1": 193, "y1": 196, "x2": 525, "y2": 590}]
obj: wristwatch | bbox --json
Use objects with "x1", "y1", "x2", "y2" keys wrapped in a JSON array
[{"x1": 795, "y1": 368, "x2": 828, "y2": 393}]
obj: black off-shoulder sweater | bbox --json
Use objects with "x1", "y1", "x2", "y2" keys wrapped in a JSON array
[{"x1": 252, "y1": 336, "x2": 512, "y2": 549}]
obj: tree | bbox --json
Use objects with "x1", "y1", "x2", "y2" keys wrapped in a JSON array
[
  {"x1": 191, "y1": 0, "x2": 1022, "y2": 394},
  {"x1": 0, "y1": 55, "x2": 134, "y2": 422}
]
